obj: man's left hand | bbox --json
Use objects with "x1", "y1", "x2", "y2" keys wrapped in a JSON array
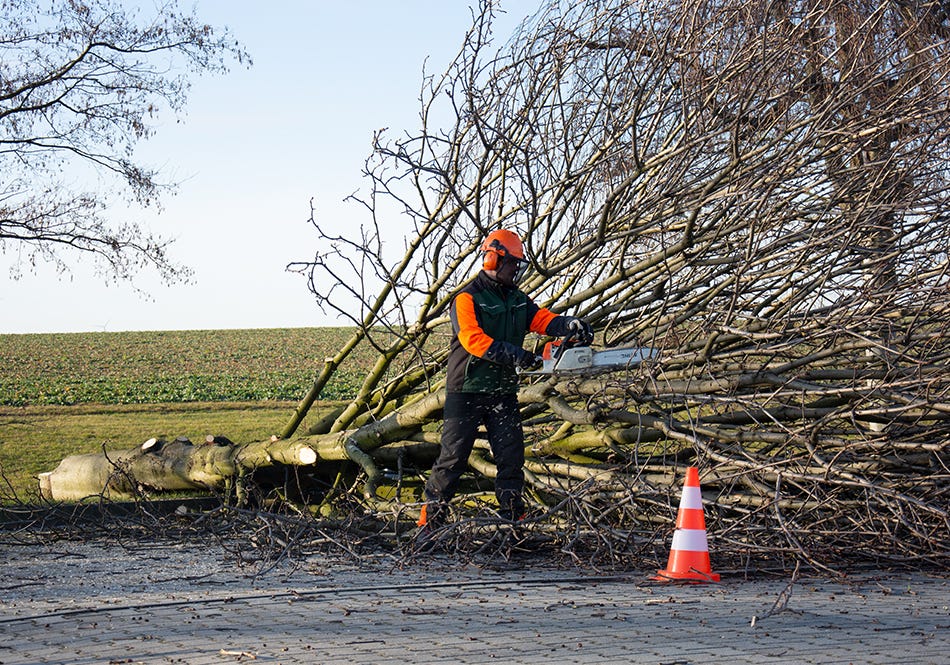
[{"x1": 567, "y1": 318, "x2": 594, "y2": 345}]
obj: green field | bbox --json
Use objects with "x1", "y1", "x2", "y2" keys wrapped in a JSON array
[
  {"x1": 0, "y1": 327, "x2": 369, "y2": 405},
  {"x1": 0, "y1": 328, "x2": 370, "y2": 502}
]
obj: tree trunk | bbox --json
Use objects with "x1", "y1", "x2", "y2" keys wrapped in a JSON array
[{"x1": 39, "y1": 436, "x2": 320, "y2": 502}]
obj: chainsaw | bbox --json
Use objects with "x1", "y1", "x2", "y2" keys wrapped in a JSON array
[{"x1": 520, "y1": 336, "x2": 659, "y2": 375}]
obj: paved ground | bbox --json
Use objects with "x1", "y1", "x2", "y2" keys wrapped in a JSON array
[{"x1": 0, "y1": 539, "x2": 947, "y2": 665}]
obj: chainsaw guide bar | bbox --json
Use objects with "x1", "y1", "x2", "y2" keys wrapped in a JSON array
[{"x1": 520, "y1": 344, "x2": 658, "y2": 376}]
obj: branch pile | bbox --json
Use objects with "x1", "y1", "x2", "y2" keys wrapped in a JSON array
[{"x1": 40, "y1": 0, "x2": 950, "y2": 571}]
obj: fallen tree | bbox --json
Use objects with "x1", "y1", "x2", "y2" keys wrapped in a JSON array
[{"x1": 40, "y1": 0, "x2": 950, "y2": 570}]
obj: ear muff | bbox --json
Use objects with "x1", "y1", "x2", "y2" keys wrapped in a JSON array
[{"x1": 482, "y1": 238, "x2": 507, "y2": 271}]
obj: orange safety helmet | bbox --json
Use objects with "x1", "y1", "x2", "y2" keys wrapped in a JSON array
[{"x1": 481, "y1": 229, "x2": 525, "y2": 271}]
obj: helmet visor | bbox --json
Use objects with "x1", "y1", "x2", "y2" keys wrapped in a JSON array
[{"x1": 512, "y1": 257, "x2": 530, "y2": 285}]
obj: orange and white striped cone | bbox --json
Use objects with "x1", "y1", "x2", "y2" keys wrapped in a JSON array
[{"x1": 655, "y1": 466, "x2": 720, "y2": 582}]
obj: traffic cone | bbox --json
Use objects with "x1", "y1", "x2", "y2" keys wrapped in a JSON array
[{"x1": 655, "y1": 466, "x2": 720, "y2": 582}]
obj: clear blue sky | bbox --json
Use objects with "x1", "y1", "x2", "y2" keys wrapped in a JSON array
[{"x1": 0, "y1": 1, "x2": 539, "y2": 334}]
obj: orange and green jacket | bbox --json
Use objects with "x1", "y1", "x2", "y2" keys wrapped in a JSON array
[{"x1": 446, "y1": 271, "x2": 570, "y2": 394}]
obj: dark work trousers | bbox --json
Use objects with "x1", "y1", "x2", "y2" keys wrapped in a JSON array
[{"x1": 424, "y1": 391, "x2": 526, "y2": 520}]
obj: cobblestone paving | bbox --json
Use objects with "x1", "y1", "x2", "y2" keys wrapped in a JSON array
[{"x1": 1, "y1": 540, "x2": 947, "y2": 664}]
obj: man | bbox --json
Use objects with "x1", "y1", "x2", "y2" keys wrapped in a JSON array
[{"x1": 418, "y1": 229, "x2": 593, "y2": 532}]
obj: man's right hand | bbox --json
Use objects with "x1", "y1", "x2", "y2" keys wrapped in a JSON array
[{"x1": 516, "y1": 349, "x2": 544, "y2": 371}]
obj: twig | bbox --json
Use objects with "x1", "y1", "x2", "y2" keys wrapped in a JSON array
[{"x1": 750, "y1": 560, "x2": 801, "y2": 628}]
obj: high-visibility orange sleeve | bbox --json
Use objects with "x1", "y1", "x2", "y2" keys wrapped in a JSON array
[
  {"x1": 529, "y1": 307, "x2": 558, "y2": 335},
  {"x1": 454, "y1": 292, "x2": 495, "y2": 357}
]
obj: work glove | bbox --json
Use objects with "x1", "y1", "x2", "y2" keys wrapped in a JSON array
[
  {"x1": 516, "y1": 348, "x2": 544, "y2": 371},
  {"x1": 566, "y1": 317, "x2": 594, "y2": 345}
]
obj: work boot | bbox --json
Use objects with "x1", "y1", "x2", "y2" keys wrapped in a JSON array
[
  {"x1": 495, "y1": 489, "x2": 525, "y2": 523},
  {"x1": 412, "y1": 502, "x2": 447, "y2": 552},
  {"x1": 497, "y1": 500, "x2": 526, "y2": 523},
  {"x1": 497, "y1": 505, "x2": 538, "y2": 552}
]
